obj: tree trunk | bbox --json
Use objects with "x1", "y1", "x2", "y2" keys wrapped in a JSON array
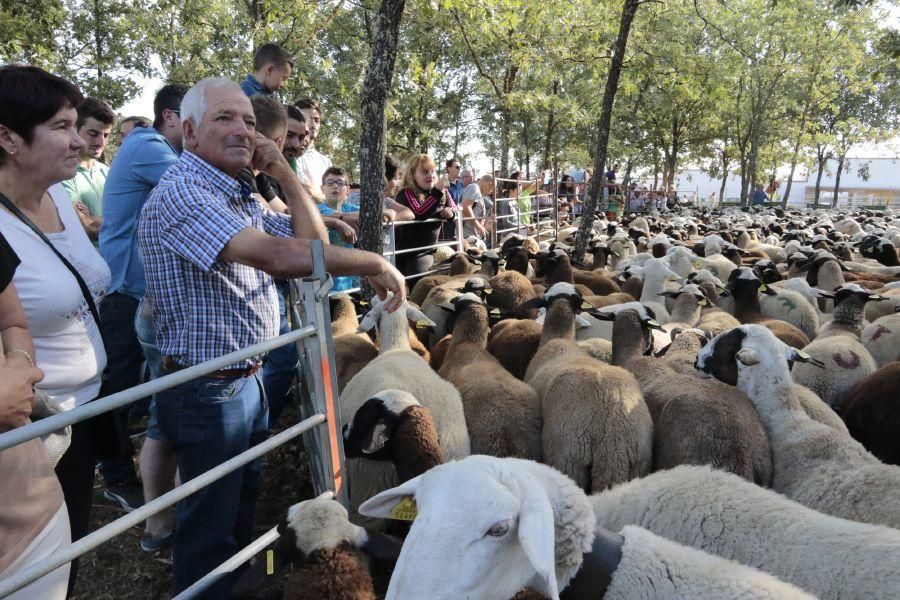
[
  {"x1": 813, "y1": 154, "x2": 826, "y2": 207},
  {"x1": 832, "y1": 154, "x2": 845, "y2": 209},
  {"x1": 782, "y1": 153, "x2": 799, "y2": 208},
  {"x1": 541, "y1": 80, "x2": 559, "y2": 170},
  {"x1": 719, "y1": 169, "x2": 728, "y2": 205},
  {"x1": 499, "y1": 106, "x2": 511, "y2": 175},
  {"x1": 357, "y1": 0, "x2": 406, "y2": 272},
  {"x1": 574, "y1": 0, "x2": 641, "y2": 260},
  {"x1": 652, "y1": 152, "x2": 659, "y2": 190}
]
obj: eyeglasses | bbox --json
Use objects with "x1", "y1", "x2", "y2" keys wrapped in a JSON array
[{"x1": 324, "y1": 179, "x2": 349, "y2": 187}]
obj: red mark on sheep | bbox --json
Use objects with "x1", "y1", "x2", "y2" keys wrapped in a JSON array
[
  {"x1": 868, "y1": 325, "x2": 891, "y2": 343},
  {"x1": 833, "y1": 351, "x2": 861, "y2": 370}
]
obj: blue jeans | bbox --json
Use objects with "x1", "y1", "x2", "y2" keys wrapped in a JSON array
[
  {"x1": 262, "y1": 282, "x2": 300, "y2": 427},
  {"x1": 135, "y1": 298, "x2": 165, "y2": 440},
  {"x1": 97, "y1": 293, "x2": 142, "y2": 487},
  {"x1": 154, "y1": 372, "x2": 268, "y2": 598}
]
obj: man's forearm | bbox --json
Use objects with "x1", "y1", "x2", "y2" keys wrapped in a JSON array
[
  {"x1": 265, "y1": 237, "x2": 387, "y2": 280},
  {"x1": 273, "y1": 166, "x2": 328, "y2": 242}
]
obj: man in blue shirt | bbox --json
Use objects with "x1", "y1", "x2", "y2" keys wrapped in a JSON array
[
  {"x1": 752, "y1": 184, "x2": 769, "y2": 205},
  {"x1": 139, "y1": 78, "x2": 404, "y2": 598},
  {"x1": 239, "y1": 43, "x2": 293, "y2": 98},
  {"x1": 97, "y1": 83, "x2": 188, "y2": 546}
]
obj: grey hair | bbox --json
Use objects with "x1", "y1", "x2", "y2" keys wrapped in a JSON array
[
  {"x1": 460, "y1": 169, "x2": 474, "y2": 179},
  {"x1": 180, "y1": 77, "x2": 243, "y2": 125}
]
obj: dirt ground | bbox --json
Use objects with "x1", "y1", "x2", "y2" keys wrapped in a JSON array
[{"x1": 72, "y1": 405, "x2": 316, "y2": 600}]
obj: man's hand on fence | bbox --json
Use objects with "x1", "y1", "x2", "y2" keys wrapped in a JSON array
[
  {"x1": 368, "y1": 261, "x2": 406, "y2": 313},
  {"x1": 332, "y1": 219, "x2": 358, "y2": 244},
  {"x1": 0, "y1": 356, "x2": 44, "y2": 432}
]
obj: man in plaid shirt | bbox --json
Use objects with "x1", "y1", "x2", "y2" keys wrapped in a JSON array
[{"x1": 139, "y1": 78, "x2": 404, "y2": 598}]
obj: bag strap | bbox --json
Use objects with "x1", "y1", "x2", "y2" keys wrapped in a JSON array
[{"x1": 0, "y1": 191, "x2": 102, "y2": 327}]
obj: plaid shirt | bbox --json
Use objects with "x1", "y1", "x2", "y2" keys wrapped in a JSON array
[{"x1": 139, "y1": 151, "x2": 294, "y2": 369}]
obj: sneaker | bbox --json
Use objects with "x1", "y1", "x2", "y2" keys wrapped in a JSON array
[
  {"x1": 102, "y1": 481, "x2": 146, "y2": 512},
  {"x1": 140, "y1": 529, "x2": 175, "y2": 553}
]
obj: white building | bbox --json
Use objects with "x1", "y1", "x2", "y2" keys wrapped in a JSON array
[{"x1": 673, "y1": 157, "x2": 900, "y2": 208}]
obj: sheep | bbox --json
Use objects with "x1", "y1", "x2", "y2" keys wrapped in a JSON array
[
  {"x1": 576, "y1": 337, "x2": 612, "y2": 362},
  {"x1": 695, "y1": 324, "x2": 900, "y2": 528},
  {"x1": 726, "y1": 266, "x2": 810, "y2": 347},
  {"x1": 360, "y1": 456, "x2": 814, "y2": 600},
  {"x1": 342, "y1": 390, "x2": 443, "y2": 482},
  {"x1": 522, "y1": 283, "x2": 653, "y2": 492},
  {"x1": 233, "y1": 496, "x2": 404, "y2": 600},
  {"x1": 790, "y1": 334, "x2": 877, "y2": 411},
  {"x1": 864, "y1": 287, "x2": 900, "y2": 322},
  {"x1": 760, "y1": 288, "x2": 820, "y2": 340},
  {"x1": 861, "y1": 308, "x2": 900, "y2": 367},
  {"x1": 842, "y1": 362, "x2": 900, "y2": 465},
  {"x1": 487, "y1": 318, "x2": 543, "y2": 380},
  {"x1": 793, "y1": 384, "x2": 848, "y2": 433},
  {"x1": 636, "y1": 258, "x2": 679, "y2": 324},
  {"x1": 330, "y1": 295, "x2": 380, "y2": 391},
  {"x1": 657, "y1": 283, "x2": 706, "y2": 331},
  {"x1": 815, "y1": 283, "x2": 885, "y2": 339},
  {"x1": 340, "y1": 293, "x2": 470, "y2": 525},
  {"x1": 437, "y1": 293, "x2": 542, "y2": 460},
  {"x1": 610, "y1": 309, "x2": 772, "y2": 485},
  {"x1": 591, "y1": 464, "x2": 900, "y2": 600},
  {"x1": 488, "y1": 270, "x2": 539, "y2": 320}
]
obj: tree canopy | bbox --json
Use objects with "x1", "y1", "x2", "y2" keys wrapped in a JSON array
[{"x1": 2, "y1": 0, "x2": 897, "y2": 197}]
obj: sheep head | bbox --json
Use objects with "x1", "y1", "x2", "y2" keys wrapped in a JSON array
[{"x1": 359, "y1": 456, "x2": 596, "y2": 600}]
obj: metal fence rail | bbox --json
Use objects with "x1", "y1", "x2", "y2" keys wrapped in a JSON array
[{"x1": 0, "y1": 241, "x2": 346, "y2": 600}]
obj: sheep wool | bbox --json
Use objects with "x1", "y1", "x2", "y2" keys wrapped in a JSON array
[
  {"x1": 605, "y1": 526, "x2": 813, "y2": 600},
  {"x1": 592, "y1": 465, "x2": 900, "y2": 600}
]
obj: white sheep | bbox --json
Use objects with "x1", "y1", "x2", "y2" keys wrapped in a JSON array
[
  {"x1": 696, "y1": 324, "x2": 900, "y2": 529},
  {"x1": 340, "y1": 294, "x2": 470, "y2": 525},
  {"x1": 759, "y1": 288, "x2": 820, "y2": 340},
  {"x1": 592, "y1": 464, "x2": 900, "y2": 600},
  {"x1": 861, "y1": 308, "x2": 900, "y2": 367},
  {"x1": 790, "y1": 334, "x2": 877, "y2": 411},
  {"x1": 359, "y1": 456, "x2": 813, "y2": 600}
]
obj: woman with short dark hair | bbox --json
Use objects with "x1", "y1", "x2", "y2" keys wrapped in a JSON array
[{"x1": 0, "y1": 65, "x2": 111, "y2": 595}]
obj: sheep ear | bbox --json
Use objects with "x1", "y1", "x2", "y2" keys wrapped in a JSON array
[
  {"x1": 735, "y1": 348, "x2": 760, "y2": 366},
  {"x1": 519, "y1": 296, "x2": 547, "y2": 311},
  {"x1": 359, "y1": 476, "x2": 423, "y2": 519},
  {"x1": 811, "y1": 288, "x2": 834, "y2": 299},
  {"x1": 359, "y1": 420, "x2": 392, "y2": 455},
  {"x1": 788, "y1": 348, "x2": 826, "y2": 368},
  {"x1": 357, "y1": 305, "x2": 382, "y2": 333},
  {"x1": 407, "y1": 305, "x2": 436, "y2": 329},
  {"x1": 535, "y1": 307, "x2": 547, "y2": 325},
  {"x1": 574, "y1": 313, "x2": 592, "y2": 328},
  {"x1": 515, "y1": 478, "x2": 560, "y2": 600}
]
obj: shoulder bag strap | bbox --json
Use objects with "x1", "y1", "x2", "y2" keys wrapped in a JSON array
[{"x1": 0, "y1": 191, "x2": 102, "y2": 327}]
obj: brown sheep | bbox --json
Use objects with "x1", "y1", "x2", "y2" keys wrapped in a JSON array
[
  {"x1": 842, "y1": 362, "x2": 900, "y2": 466},
  {"x1": 487, "y1": 318, "x2": 542, "y2": 380},
  {"x1": 438, "y1": 294, "x2": 542, "y2": 460},
  {"x1": 611, "y1": 314, "x2": 773, "y2": 486}
]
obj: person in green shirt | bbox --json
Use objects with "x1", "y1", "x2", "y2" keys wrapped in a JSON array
[
  {"x1": 62, "y1": 97, "x2": 115, "y2": 244},
  {"x1": 511, "y1": 170, "x2": 542, "y2": 228}
]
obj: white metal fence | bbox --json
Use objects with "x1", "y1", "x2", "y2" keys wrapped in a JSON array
[{"x1": 0, "y1": 241, "x2": 346, "y2": 599}]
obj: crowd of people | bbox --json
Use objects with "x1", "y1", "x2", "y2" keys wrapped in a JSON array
[
  {"x1": 0, "y1": 42, "x2": 410, "y2": 600},
  {"x1": 0, "y1": 41, "x2": 662, "y2": 600}
]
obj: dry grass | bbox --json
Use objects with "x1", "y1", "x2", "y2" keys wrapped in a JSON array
[{"x1": 73, "y1": 402, "x2": 317, "y2": 600}]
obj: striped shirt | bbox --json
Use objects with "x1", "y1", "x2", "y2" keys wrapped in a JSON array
[{"x1": 138, "y1": 151, "x2": 294, "y2": 369}]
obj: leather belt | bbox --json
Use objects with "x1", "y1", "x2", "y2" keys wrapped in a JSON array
[{"x1": 162, "y1": 356, "x2": 262, "y2": 379}]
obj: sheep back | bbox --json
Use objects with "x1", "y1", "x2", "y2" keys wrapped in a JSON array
[
  {"x1": 791, "y1": 337, "x2": 876, "y2": 410},
  {"x1": 591, "y1": 465, "x2": 900, "y2": 600},
  {"x1": 861, "y1": 313, "x2": 900, "y2": 367},
  {"x1": 282, "y1": 542, "x2": 376, "y2": 600},
  {"x1": 487, "y1": 319, "x2": 542, "y2": 380},
  {"x1": 760, "y1": 290, "x2": 820, "y2": 340},
  {"x1": 842, "y1": 362, "x2": 900, "y2": 465}
]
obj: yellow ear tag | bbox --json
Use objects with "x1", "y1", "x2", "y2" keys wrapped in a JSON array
[
  {"x1": 699, "y1": 298, "x2": 708, "y2": 306},
  {"x1": 490, "y1": 308, "x2": 501, "y2": 315},
  {"x1": 415, "y1": 319, "x2": 431, "y2": 329},
  {"x1": 758, "y1": 284, "x2": 767, "y2": 293},
  {"x1": 266, "y1": 549, "x2": 274, "y2": 575},
  {"x1": 484, "y1": 289, "x2": 493, "y2": 294},
  {"x1": 693, "y1": 259, "x2": 702, "y2": 268},
  {"x1": 359, "y1": 301, "x2": 368, "y2": 306},
  {"x1": 581, "y1": 301, "x2": 594, "y2": 310},
  {"x1": 390, "y1": 496, "x2": 418, "y2": 521}
]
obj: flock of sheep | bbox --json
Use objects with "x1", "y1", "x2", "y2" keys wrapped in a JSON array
[{"x1": 236, "y1": 206, "x2": 900, "y2": 600}]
